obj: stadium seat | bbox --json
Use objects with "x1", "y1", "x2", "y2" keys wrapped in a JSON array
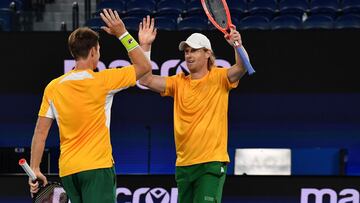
[
  {"x1": 270, "y1": 15, "x2": 302, "y2": 29},
  {"x1": 207, "y1": 16, "x2": 240, "y2": 31},
  {"x1": 177, "y1": 16, "x2": 209, "y2": 31},
  {"x1": 309, "y1": 0, "x2": 340, "y2": 17},
  {"x1": 248, "y1": 0, "x2": 277, "y2": 19},
  {"x1": 185, "y1": 0, "x2": 204, "y2": 16},
  {"x1": 227, "y1": 0, "x2": 248, "y2": 19},
  {"x1": 334, "y1": 14, "x2": 360, "y2": 29},
  {"x1": 278, "y1": 0, "x2": 309, "y2": 18},
  {"x1": 0, "y1": 0, "x2": 23, "y2": 10},
  {"x1": 0, "y1": 8, "x2": 13, "y2": 31},
  {"x1": 154, "y1": 16, "x2": 177, "y2": 31},
  {"x1": 342, "y1": 0, "x2": 360, "y2": 15},
  {"x1": 239, "y1": 15, "x2": 270, "y2": 30},
  {"x1": 122, "y1": 16, "x2": 142, "y2": 31},
  {"x1": 126, "y1": 0, "x2": 156, "y2": 18},
  {"x1": 302, "y1": 14, "x2": 334, "y2": 29},
  {"x1": 156, "y1": 0, "x2": 185, "y2": 21}
]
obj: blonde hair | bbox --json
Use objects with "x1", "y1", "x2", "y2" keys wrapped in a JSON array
[{"x1": 205, "y1": 49, "x2": 216, "y2": 70}]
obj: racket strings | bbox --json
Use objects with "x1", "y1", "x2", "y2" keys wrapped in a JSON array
[
  {"x1": 34, "y1": 182, "x2": 68, "y2": 203},
  {"x1": 205, "y1": 0, "x2": 229, "y2": 29}
]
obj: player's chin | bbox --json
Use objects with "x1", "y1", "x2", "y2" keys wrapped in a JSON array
[{"x1": 187, "y1": 63, "x2": 195, "y2": 71}]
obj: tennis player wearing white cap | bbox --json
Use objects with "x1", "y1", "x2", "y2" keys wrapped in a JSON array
[{"x1": 138, "y1": 16, "x2": 249, "y2": 203}]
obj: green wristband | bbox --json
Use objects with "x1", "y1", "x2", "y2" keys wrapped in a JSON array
[{"x1": 119, "y1": 32, "x2": 139, "y2": 52}]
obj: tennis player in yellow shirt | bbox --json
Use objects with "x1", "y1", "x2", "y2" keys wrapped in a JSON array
[
  {"x1": 139, "y1": 16, "x2": 248, "y2": 203},
  {"x1": 28, "y1": 9, "x2": 151, "y2": 203}
]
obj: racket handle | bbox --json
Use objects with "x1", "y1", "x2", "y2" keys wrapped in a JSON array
[
  {"x1": 235, "y1": 45, "x2": 256, "y2": 75},
  {"x1": 19, "y1": 158, "x2": 37, "y2": 181}
]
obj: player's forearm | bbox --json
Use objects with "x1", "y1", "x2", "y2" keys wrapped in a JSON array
[
  {"x1": 139, "y1": 71, "x2": 153, "y2": 86},
  {"x1": 228, "y1": 47, "x2": 247, "y2": 83},
  {"x1": 234, "y1": 46, "x2": 247, "y2": 72},
  {"x1": 30, "y1": 117, "x2": 52, "y2": 171},
  {"x1": 128, "y1": 46, "x2": 151, "y2": 80},
  {"x1": 141, "y1": 44, "x2": 151, "y2": 52},
  {"x1": 30, "y1": 132, "x2": 46, "y2": 171}
]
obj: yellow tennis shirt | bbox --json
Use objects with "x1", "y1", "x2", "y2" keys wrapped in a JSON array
[
  {"x1": 161, "y1": 67, "x2": 238, "y2": 166},
  {"x1": 38, "y1": 66, "x2": 136, "y2": 177}
]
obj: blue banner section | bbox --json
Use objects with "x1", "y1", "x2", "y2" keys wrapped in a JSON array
[{"x1": 1, "y1": 93, "x2": 359, "y2": 175}]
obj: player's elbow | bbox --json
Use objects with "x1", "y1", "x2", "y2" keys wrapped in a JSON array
[
  {"x1": 141, "y1": 59, "x2": 152, "y2": 75},
  {"x1": 139, "y1": 74, "x2": 152, "y2": 87},
  {"x1": 135, "y1": 60, "x2": 151, "y2": 79}
]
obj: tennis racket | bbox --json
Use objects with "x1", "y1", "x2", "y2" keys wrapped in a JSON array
[
  {"x1": 201, "y1": 0, "x2": 256, "y2": 75},
  {"x1": 19, "y1": 158, "x2": 69, "y2": 203}
]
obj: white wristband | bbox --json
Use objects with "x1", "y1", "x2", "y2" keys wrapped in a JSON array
[
  {"x1": 144, "y1": 51, "x2": 151, "y2": 60},
  {"x1": 118, "y1": 31, "x2": 129, "y2": 40}
]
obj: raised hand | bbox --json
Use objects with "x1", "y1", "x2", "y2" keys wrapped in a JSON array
[
  {"x1": 138, "y1": 15, "x2": 157, "y2": 51},
  {"x1": 100, "y1": 9, "x2": 127, "y2": 37},
  {"x1": 225, "y1": 25, "x2": 242, "y2": 47}
]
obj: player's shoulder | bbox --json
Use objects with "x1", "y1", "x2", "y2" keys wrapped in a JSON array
[
  {"x1": 47, "y1": 77, "x2": 61, "y2": 88},
  {"x1": 210, "y1": 66, "x2": 228, "y2": 75},
  {"x1": 212, "y1": 66, "x2": 227, "y2": 72},
  {"x1": 45, "y1": 71, "x2": 71, "y2": 90}
]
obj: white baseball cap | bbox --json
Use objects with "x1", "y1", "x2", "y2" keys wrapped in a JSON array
[{"x1": 179, "y1": 33, "x2": 212, "y2": 51}]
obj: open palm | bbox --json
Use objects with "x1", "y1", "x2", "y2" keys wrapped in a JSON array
[{"x1": 139, "y1": 15, "x2": 157, "y2": 46}]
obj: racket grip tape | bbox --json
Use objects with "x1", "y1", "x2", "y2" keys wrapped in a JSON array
[
  {"x1": 19, "y1": 158, "x2": 37, "y2": 181},
  {"x1": 236, "y1": 46, "x2": 256, "y2": 75}
]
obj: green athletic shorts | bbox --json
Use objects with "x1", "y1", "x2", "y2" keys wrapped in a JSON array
[
  {"x1": 175, "y1": 162, "x2": 227, "y2": 203},
  {"x1": 61, "y1": 166, "x2": 116, "y2": 203}
]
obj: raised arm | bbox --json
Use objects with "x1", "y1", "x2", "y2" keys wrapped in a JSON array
[
  {"x1": 225, "y1": 28, "x2": 248, "y2": 83},
  {"x1": 100, "y1": 9, "x2": 151, "y2": 80},
  {"x1": 29, "y1": 116, "x2": 53, "y2": 194},
  {"x1": 138, "y1": 15, "x2": 166, "y2": 93}
]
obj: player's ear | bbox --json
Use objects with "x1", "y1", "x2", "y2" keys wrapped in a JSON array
[
  {"x1": 205, "y1": 49, "x2": 211, "y2": 59},
  {"x1": 90, "y1": 46, "x2": 96, "y2": 57}
]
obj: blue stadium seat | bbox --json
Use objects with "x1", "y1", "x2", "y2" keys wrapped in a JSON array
[
  {"x1": 207, "y1": 17, "x2": 240, "y2": 30},
  {"x1": 95, "y1": 0, "x2": 125, "y2": 14},
  {"x1": 227, "y1": 0, "x2": 248, "y2": 19},
  {"x1": 230, "y1": 17, "x2": 240, "y2": 28},
  {"x1": 239, "y1": 15, "x2": 270, "y2": 30},
  {"x1": 126, "y1": 0, "x2": 156, "y2": 18},
  {"x1": 302, "y1": 14, "x2": 334, "y2": 29},
  {"x1": 342, "y1": 0, "x2": 360, "y2": 15},
  {"x1": 177, "y1": 16, "x2": 209, "y2": 31},
  {"x1": 122, "y1": 16, "x2": 142, "y2": 31},
  {"x1": 154, "y1": 16, "x2": 177, "y2": 31},
  {"x1": 0, "y1": 0, "x2": 23, "y2": 10},
  {"x1": 0, "y1": 8, "x2": 13, "y2": 31},
  {"x1": 334, "y1": 14, "x2": 360, "y2": 29},
  {"x1": 248, "y1": 0, "x2": 277, "y2": 19},
  {"x1": 186, "y1": 0, "x2": 204, "y2": 16},
  {"x1": 156, "y1": 0, "x2": 185, "y2": 21},
  {"x1": 309, "y1": 0, "x2": 340, "y2": 17},
  {"x1": 270, "y1": 15, "x2": 302, "y2": 29},
  {"x1": 84, "y1": 17, "x2": 105, "y2": 30},
  {"x1": 279, "y1": 0, "x2": 309, "y2": 18}
]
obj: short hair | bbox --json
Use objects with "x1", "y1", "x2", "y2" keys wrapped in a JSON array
[{"x1": 68, "y1": 27, "x2": 99, "y2": 60}]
